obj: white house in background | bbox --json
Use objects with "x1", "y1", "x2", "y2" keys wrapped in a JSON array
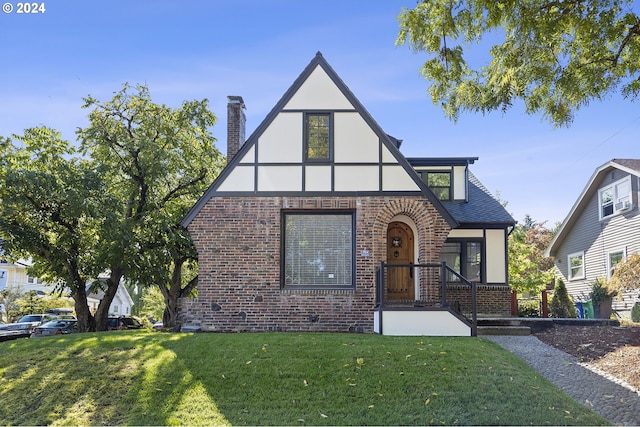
[
  {"x1": 0, "y1": 257, "x2": 134, "y2": 317},
  {"x1": 86, "y1": 279, "x2": 134, "y2": 316}
]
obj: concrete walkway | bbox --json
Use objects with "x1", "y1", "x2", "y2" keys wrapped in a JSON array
[{"x1": 485, "y1": 335, "x2": 640, "y2": 426}]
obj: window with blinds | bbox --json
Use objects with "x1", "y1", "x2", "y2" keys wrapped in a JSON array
[{"x1": 283, "y1": 213, "x2": 354, "y2": 288}]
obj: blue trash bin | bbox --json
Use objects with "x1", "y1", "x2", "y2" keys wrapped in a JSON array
[{"x1": 575, "y1": 301, "x2": 584, "y2": 318}]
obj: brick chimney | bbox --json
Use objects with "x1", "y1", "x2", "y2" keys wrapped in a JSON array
[{"x1": 227, "y1": 96, "x2": 246, "y2": 163}]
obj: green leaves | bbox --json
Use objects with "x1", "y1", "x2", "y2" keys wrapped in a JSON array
[
  {"x1": 397, "y1": 0, "x2": 640, "y2": 126},
  {"x1": 508, "y1": 216, "x2": 555, "y2": 295},
  {"x1": 0, "y1": 127, "x2": 104, "y2": 294},
  {"x1": 1, "y1": 83, "x2": 225, "y2": 330}
]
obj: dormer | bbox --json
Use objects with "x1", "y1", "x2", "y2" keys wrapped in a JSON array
[{"x1": 407, "y1": 157, "x2": 478, "y2": 202}]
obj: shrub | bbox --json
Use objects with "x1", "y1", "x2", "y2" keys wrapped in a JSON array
[
  {"x1": 518, "y1": 299, "x2": 540, "y2": 317},
  {"x1": 589, "y1": 277, "x2": 617, "y2": 305},
  {"x1": 549, "y1": 279, "x2": 578, "y2": 318},
  {"x1": 632, "y1": 302, "x2": 640, "y2": 323}
]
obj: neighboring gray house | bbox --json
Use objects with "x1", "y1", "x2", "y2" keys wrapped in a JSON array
[{"x1": 546, "y1": 159, "x2": 640, "y2": 314}]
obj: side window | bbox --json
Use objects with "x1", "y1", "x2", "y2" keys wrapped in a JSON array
[
  {"x1": 608, "y1": 250, "x2": 625, "y2": 278},
  {"x1": 440, "y1": 240, "x2": 483, "y2": 282},
  {"x1": 568, "y1": 251, "x2": 585, "y2": 280}
]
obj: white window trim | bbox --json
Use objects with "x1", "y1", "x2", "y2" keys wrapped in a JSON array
[
  {"x1": 607, "y1": 248, "x2": 626, "y2": 279},
  {"x1": 567, "y1": 251, "x2": 585, "y2": 281},
  {"x1": 598, "y1": 176, "x2": 632, "y2": 220}
]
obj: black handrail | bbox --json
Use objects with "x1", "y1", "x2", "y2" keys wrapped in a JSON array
[{"x1": 442, "y1": 263, "x2": 478, "y2": 337}]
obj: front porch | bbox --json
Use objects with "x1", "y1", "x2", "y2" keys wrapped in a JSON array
[{"x1": 374, "y1": 262, "x2": 478, "y2": 336}]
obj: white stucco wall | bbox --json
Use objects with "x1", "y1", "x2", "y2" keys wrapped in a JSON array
[
  {"x1": 486, "y1": 229, "x2": 506, "y2": 283},
  {"x1": 283, "y1": 66, "x2": 354, "y2": 110}
]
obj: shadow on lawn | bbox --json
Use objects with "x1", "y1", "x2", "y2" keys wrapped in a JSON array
[{"x1": 0, "y1": 331, "x2": 608, "y2": 426}]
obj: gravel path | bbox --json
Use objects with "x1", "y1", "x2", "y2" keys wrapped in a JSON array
[{"x1": 485, "y1": 335, "x2": 640, "y2": 426}]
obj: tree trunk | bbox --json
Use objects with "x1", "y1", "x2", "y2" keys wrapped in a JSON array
[
  {"x1": 161, "y1": 257, "x2": 198, "y2": 329},
  {"x1": 72, "y1": 275, "x2": 95, "y2": 332},
  {"x1": 94, "y1": 267, "x2": 125, "y2": 331},
  {"x1": 162, "y1": 258, "x2": 183, "y2": 329}
]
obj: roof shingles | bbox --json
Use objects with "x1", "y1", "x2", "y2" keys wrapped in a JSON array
[{"x1": 441, "y1": 172, "x2": 515, "y2": 225}]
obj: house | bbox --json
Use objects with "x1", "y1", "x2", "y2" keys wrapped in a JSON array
[
  {"x1": 0, "y1": 257, "x2": 134, "y2": 318},
  {"x1": 546, "y1": 159, "x2": 640, "y2": 314},
  {"x1": 178, "y1": 52, "x2": 514, "y2": 336},
  {"x1": 86, "y1": 279, "x2": 135, "y2": 316},
  {"x1": 0, "y1": 259, "x2": 50, "y2": 295}
]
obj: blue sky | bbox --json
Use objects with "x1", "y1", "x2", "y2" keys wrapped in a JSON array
[{"x1": 2, "y1": 0, "x2": 639, "y2": 226}]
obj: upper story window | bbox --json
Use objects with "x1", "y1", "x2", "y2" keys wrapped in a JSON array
[
  {"x1": 599, "y1": 176, "x2": 632, "y2": 220},
  {"x1": 567, "y1": 251, "x2": 585, "y2": 280},
  {"x1": 417, "y1": 171, "x2": 451, "y2": 201},
  {"x1": 305, "y1": 113, "x2": 331, "y2": 161}
]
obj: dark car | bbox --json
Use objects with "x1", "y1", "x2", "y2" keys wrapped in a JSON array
[
  {"x1": 107, "y1": 316, "x2": 144, "y2": 330},
  {"x1": 30, "y1": 319, "x2": 78, "y2": 338}
]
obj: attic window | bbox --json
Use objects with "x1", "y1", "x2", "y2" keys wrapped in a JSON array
[
  {"x1": 305, "y1": 113, "x2": 331, "y2": 161},
  {"x1": 598, "y1": 176, "x2": 631, "y2": 220},
  {"x1": 418, "y1": 171, "x2": 451, "y2": 201}
]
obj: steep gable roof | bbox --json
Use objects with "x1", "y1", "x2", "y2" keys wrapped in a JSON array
[
  {"x1": 182, "y1": 52, "x2": 457, "y2": 227},
  {"x1": 546, "y1": 158, "x2": 640, "y2": 257}
]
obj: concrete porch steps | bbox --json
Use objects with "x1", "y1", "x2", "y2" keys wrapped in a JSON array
[
  {"x1": 476, "y1": 317, "x2": 620, "y2": 336},
  {"x1": 477, "y1": 325, "x2": 531, "y2": 336}
]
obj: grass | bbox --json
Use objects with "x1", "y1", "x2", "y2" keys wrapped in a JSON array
[{"x1": 0, "y1": 331, "x2": 609, "y2": 426}]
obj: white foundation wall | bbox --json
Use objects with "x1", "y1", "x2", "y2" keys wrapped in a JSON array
[{"x1": 375, "y1": 310, "x2": 471, "y2": 336}]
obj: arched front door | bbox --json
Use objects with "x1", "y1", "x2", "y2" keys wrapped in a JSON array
[{"x1": 386, "y1": 221, "x2": 414, "y2": 301}]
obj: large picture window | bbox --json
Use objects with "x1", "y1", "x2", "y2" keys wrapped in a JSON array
[
  {"x1": 283, "y1": 212, "x2": 354, "y2": 288},
  {"x1": 305, "y1": 113, "x2": 331, "y2": 161},
  {"x1": 440, "y1": 240, "x2": 483, "y2": 282}
]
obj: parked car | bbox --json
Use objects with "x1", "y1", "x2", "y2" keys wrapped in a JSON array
[
  {"x1": 0, "y1": 314, "x2": 54, "y2": 340},
  {"x1": 152, "y1": 321, "x2": 163, "y2": 329},
  {"x1": 30, "y1": 319, "x2": 78, "y2": 338},
  {"x1": 4, "y1": 314, "x2": 56, "y2": 331},
  {"x1": 107, "y1": 316, "x2": 144, "y2": 330},
  {"x1": 45, "y1": 308, "x2": 76, "y2": 320}
]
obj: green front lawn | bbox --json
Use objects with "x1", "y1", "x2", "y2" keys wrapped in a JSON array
[{"x1": 0, "y1": 331, "x2": 608, "y2": 426}]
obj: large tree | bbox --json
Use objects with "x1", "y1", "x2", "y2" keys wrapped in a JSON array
[
  {"x1": 508, "y1": 215, "x2": 556, "y2": 295},
  {"x1": 397, "y1": 0, "x2": 640, "y2": 126},
  {"x1": 77, "y1": 84, "x2": 224, "y2": 329},
  {"x1": 0, "y1": 128, "x2": 106, "y2": 331}
]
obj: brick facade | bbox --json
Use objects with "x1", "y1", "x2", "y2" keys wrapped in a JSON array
[
  {"x1": 445, "y1": 284, "x2": 512, "y2": 317},
  {"x1": 177, "y1": 195, "x2": 452, "y2": 332}
]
